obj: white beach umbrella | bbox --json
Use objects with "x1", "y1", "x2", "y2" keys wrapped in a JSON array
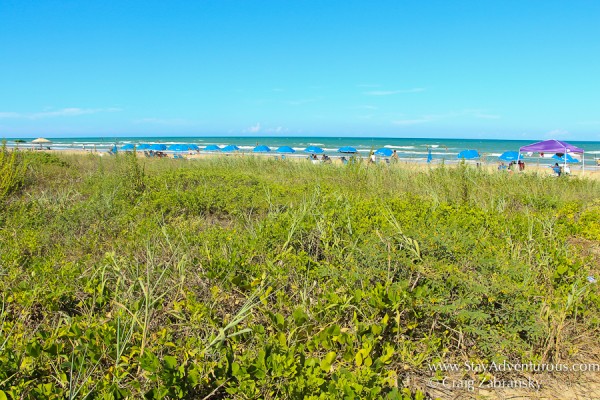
[{"x1": 31, "y1": 137, "x2": 52, "y2": 149}]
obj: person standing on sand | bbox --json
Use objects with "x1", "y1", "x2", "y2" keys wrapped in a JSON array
[
  {"x1": 392, "y1": 149, "x2": 399, "y2": 163},
  {"x1": 368, "y1": 151, "x2": 375, "y2": 164}
]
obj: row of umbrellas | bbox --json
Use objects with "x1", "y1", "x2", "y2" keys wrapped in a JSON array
[
  {"x1": 120, "y1": 143, "x2": 364, "y2": 154},
  {"x1": 25, "y1": 138, "x2": 582, "y2": 164}
]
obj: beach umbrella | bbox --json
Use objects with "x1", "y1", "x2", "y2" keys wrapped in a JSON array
[
  {"x1": 338, "y1": 146, "x2": 358, "y2": 154},
  {"x1": 457, "y1": 149, "x2": 480, "y2": 160},
  {"x1": 552, "y1": 153, "x2": 580, "y2": 163},
  {"x1": 149, "y1": 144, "x2": 167, "y2": 151},
  {"x1": 427, "y1": 147, "x2": 433, "y2": 163},
  {"x1": 168, "y1": 144, "x2": 199, "y2": 152},
  {"x1": 498, "y1": 151, "x2": 521, "y2": 162},
  {"x1": 121, "y1": 144, "x2": 135, "y2": 150},
  {"x1": 276, "y1": 146, "x2": 296, "y2": 153},
  {"x1": 374, "y1": 148, "x2": 393, "y2": 157},
  {"x1": 222, "y1": 145, "x2": 240, "y2": 152},
  {"x1": 204, "y1": 145, "x2": 222, "y2": 151},
  {"x1": 137, "y1": 144, "x2": 151, "y2": 150},
  {"x1": 253, "y1": 145, "x2": 271, "y2": 153},
  {"x1": 304, "y1": 146, "x2": 324, "y2": 154},
  {"x1": 32, "y1": 137, "x2": 51, "y2": 148},
  {"x1": 168, "y1": 144, "x2": 183, "y2": 151}
]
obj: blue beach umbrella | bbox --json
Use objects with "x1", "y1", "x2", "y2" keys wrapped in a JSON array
[
  {"x1": 276, "y1": 146, "x2": 296, "y2": 153},
  {"x1": 498, "y1": 151, "x2": 521, "y2": 162},
  {"x1": 222, "y1": 145, "x2": 240, "y2": 152},
  {"x1": 137, "y1": 144, "x2": 151, "y2": 150},
  {"x1": 457, "y1": 149, "x2": 480, "y2": 160},
  {"x1": 204, "y1": 145, "x2": 222, "y2": 152},
  {"x1": 150, "y1": 144, "x2": 167, "y2": 151},
  {"x1": 338, "y1": 146, "x2": 358, "y2": 154},
  {"x1": 552, "y1": 153, "x2": 579, "y2": 163},
  {"x1": 253, "y1": 145, "x2": 271, "y2": 153},
  {"x1": 121, "y1": 143, "x2": 135, "y2": 150},
  {"x1": 168, "y1": 144, "x2": 199, "y2": 152},
  {"x1": 304, "y1": 146, "x2": 324, "y2": 154},
  {"x1": 374, "y1": 148, "x2": 393, "y2": 157}
]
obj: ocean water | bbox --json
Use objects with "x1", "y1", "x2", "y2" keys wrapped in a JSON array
[{"x1": 5, "y1": 136, "x2": 600, "y2": 166}]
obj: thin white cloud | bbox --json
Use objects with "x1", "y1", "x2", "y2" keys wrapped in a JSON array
[
  {"x1": 0, "y1": 112, "x2": 21, "y2": 118},
  {"x1": 0, "y1": 107, "x2": 121, "y2": 119},
  {"x1": 243, "y1": 122, "x2": 261, "y2": 133},
  {"x1": 364, "y1": 88, "x2": 426, "y2": 96}
]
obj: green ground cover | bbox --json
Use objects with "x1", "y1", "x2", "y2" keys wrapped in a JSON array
[{"x1": 1, "y1": 148, "x2": 599, "y2": 399}]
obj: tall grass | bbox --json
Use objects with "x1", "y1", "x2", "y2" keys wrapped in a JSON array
[{"x1": 0, "y1": 153, "x2": 598, "y2": 398}]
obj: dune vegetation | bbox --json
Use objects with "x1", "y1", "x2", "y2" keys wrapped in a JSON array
[{"x1": 1, "y1": 146, "x2": 599, "y2": 399}]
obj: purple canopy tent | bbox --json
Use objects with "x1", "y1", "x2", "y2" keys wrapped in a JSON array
[{"x1": 519, "y1": 139, "x2": 585, "y2": 173}]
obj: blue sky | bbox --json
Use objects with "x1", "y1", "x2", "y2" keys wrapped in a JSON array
[{"x1": 1, "y1": 0, "x2": 599, "y2": 140}]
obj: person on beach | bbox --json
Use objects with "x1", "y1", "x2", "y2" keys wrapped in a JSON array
[
  {"x1": 552, "y1": 163, "x2": 561, "y2": 176},
  {"x1": 368, "y1": 151, "x2": 375, "y2": 164},
  {"x1": 392, "y1": 150, "x2": 399, "y2": 163}
]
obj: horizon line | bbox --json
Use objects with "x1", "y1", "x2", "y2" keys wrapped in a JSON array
[{"x1": 2, "y1": 135, "x2": 599, "y2": 143}]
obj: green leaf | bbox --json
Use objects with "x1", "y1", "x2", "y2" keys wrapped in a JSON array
[
  {"x1": 163, "y1": 355, "x2": 177, "y2": 370},
  {"x1": 320, "y1": 351, "x2": 336, "y2": 372},
  {"x1": 355, "y1": 351, "x2": 363, "y2": 367},
  {"x1": 140, "y1": 351, "x2": 160, "y2": 373},
  {"x1": 292, "y1": 307, "x2": 308, "y2": 325},
  {"x1": 26, "y1": 342, "x2": 41, "y2": 357},
  {"x1": 275, "y1": 313, "x2": 285, "y2": 328}
]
